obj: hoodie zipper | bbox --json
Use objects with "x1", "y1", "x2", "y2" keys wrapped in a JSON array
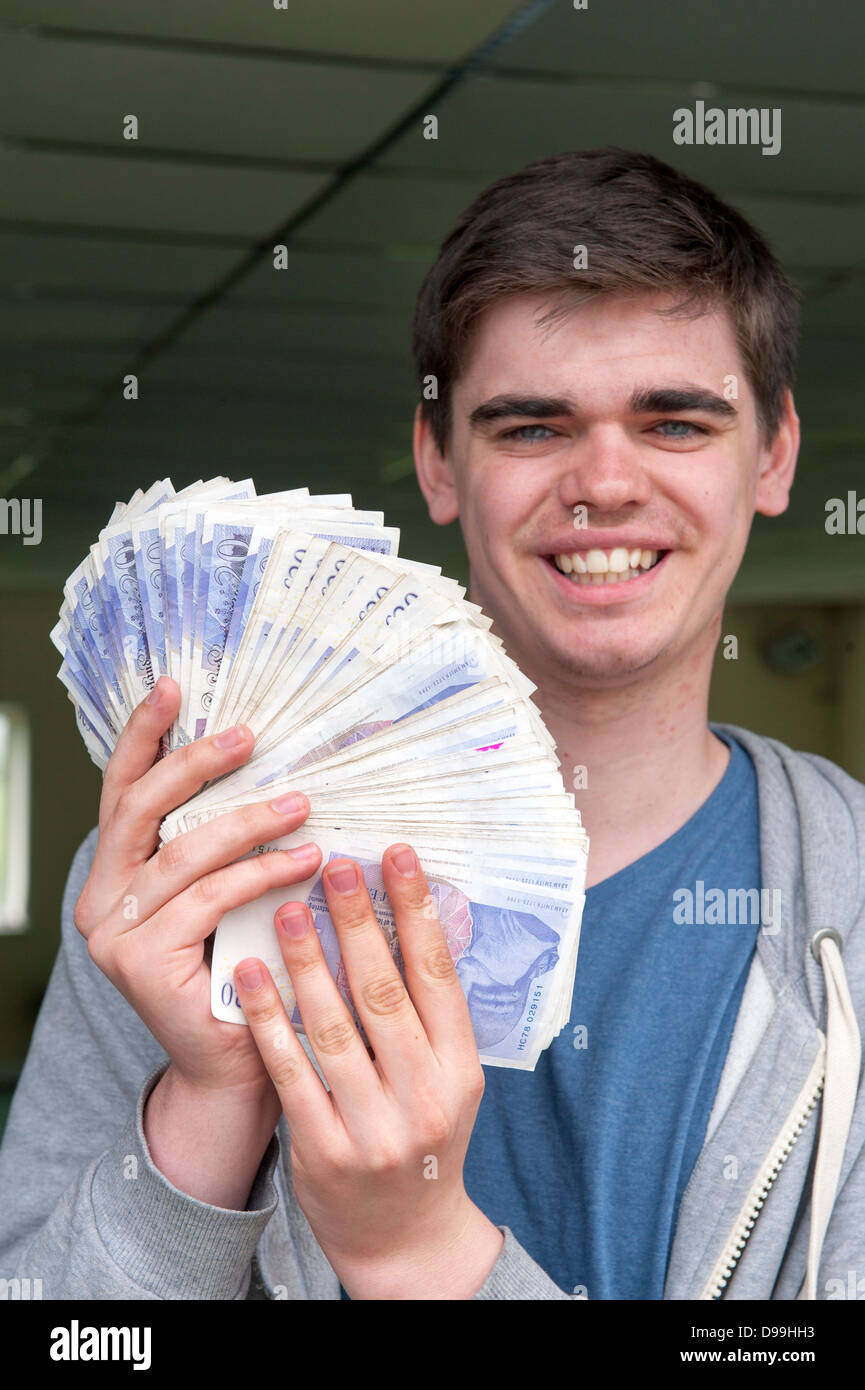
[{"x1": 699, "y1": 1046, "x2": 825, "y2": 1299}]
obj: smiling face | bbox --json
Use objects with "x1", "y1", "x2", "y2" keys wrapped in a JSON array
[{"x1": 414, "y1": 290, "x2": 799, "y2": 689}]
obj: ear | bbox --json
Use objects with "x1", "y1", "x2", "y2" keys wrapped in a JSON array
[
  {"x1": 754, "y1": 388, "x2": 800, "y2": 517},
  {"x1": 413, "y1": 404, "x2": 460, "y2": 525}
]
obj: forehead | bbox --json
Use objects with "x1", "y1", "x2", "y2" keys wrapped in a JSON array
[{"x1": 453, "y1": 290, "x2": 745, "y2": 406}]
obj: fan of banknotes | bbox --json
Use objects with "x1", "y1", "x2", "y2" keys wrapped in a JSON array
[{"x1": 51, "y1": 476, "x2": 589, "y2": 1069}]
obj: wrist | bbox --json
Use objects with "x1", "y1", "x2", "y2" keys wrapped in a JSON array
[
  {"x1": 144, "y1": 1065, "x2": 282, "y2": 1209},
  {"x1": 163, "y1": 1059, "x2": 280, "y2": 1118},
  {"x1": 338, "y1": 1196, "x2": 504, "y2": 1301}
]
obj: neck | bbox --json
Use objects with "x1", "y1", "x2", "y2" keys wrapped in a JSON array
[{"x1": 497, "y1": 623, "x2": 729, "y2": 889}]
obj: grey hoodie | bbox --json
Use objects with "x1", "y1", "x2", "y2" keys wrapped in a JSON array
[{"x1": 0, "y1": 723, "x2": 863, "y2": 1301}]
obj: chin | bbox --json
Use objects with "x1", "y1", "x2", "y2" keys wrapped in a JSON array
[
  {"x1": 517, "y1": 610, "x2": 678, "y2": 681},
  {"x1": 549, "y1": 641, "x2": 669, "y2": 684}
]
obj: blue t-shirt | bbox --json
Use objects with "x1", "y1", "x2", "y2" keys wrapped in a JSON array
[{"x1": 461, "y1": 727, "x2": 761, "y2": 1299}]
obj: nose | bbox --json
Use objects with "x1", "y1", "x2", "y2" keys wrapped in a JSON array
[{"x1": 556, "y1": 424, "x2": 653, "y2": 515}]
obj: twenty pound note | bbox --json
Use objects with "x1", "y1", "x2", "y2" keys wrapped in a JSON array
[{"x1": 206, "y1": 828, "x2": 587, "y2": 1071}]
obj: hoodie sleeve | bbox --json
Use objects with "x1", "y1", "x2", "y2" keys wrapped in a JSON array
[
  {"x1": 0, "y1": 829, "x2": 280, "y2": 1300},
  {"x1": 471, "y1": 1226, "x2": 583, "y2": 1299}
]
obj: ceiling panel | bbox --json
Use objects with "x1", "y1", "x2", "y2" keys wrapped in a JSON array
[
  {"x1": 0, "y1": 0, "x2": 862, "y2": 602},
  {"x1": 2, "y1": 147, "x2": 331, "y2": 236},
  {"x1": 229, "y1": 248, "x2": 428, "y2": 311},
  {"x1": 296, "y1": 173, "x2": 479, "y2": 248},
  {"x1": 173, "y1": 303, "x2": 410, "y2": 360},
  {"x1": 732, "y1": 201, "x2": 865, "y2": 273},
  {"x1": 380, "y1": 75, "x2": 865, "y2": 199},
  {"x1": 492, "y1": 0, "x2": 865, "y2": 97},
  {"x1": 0, "y1": 299, "x2": 181, "y2": 343},
  {"x1": 0, "y1": 32, "x2": 431, "y2": 162},
  {"x1": 0, "y1": 0, "x2": 520, "y2": 63},
  {"x1": 0, "y1": 230, "x2": 240, "y2": 295},
  {"x1": 138, "y1": 351, "x2": 417, "y2": 402},
  {"x1": 800, "y1": 280, "x2": 865, "y2": 335}
]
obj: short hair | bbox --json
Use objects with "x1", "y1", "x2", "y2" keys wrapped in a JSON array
[{"x1": 412, "y1": 147, "x2": 799, "y2": 453}]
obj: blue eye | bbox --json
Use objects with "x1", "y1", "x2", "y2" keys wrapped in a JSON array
[
  {"x1": 653, "y1": 420, "x2": 706, "y2": 438},
  {"x1": 501, "y1": 425, "x2": 556, "y2": 441}
]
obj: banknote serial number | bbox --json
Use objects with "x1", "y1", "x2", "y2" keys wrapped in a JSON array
[{"x1": 516, "y1": 987, "x2": 544, "y2": 1051}]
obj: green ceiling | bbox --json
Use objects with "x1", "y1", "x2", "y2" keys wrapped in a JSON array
[{"x1": 1, "y1": 0, "x2": 863, "y2": 599}]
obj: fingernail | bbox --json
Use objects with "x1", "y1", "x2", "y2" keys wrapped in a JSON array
[
  {"x1": 391, "y1": 845, "x2": 417, "y2": 877},
  {"x1": 145, "y1": 679, "x2": 164, "y2": 705},
  {"x1": 327, "y1": 861, "x2": 359, "y2": 894},
  {"x1": 215, "y1": 725, "x2": 245, "y2": 749},
  {"x1": 235, "y1": 962, "x2": 265, "y2": 990},
  {"x1": 276, "y1": 904, "x2": 309, "y2": 938},
  {"x1": 287, "y1": 842, "x2": 319, "y2": 865},
  {"x1": 271, "y1": 792, "x2": 307, "y2": 815}
]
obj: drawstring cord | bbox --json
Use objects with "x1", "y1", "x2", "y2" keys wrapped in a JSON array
[{"x1": 799, "y1": 931, "x2": 862, "y2": 1300}]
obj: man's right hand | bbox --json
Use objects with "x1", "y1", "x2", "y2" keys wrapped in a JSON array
[{"x1": 74, "y1": 675, "x2": 323, "y2": 1107}]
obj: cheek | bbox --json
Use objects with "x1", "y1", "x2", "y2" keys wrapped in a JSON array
[{"x1": 464, "y1": 469, "x2": 526, "y2": 546}]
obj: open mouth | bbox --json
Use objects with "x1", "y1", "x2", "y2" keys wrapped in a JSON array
[{"x1": 545, "y1": 548, "x2": 668, "y2": 586}]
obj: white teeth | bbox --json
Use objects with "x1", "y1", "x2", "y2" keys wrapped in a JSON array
[
  {"x1": 552, "y1": 548, "x2": 662, "y2": 586},
  {"x1": 608, "y1": 547, "x2": 629, "y2": 573}
]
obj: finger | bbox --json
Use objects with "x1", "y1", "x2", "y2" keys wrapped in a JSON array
[
  {"x1": 232, "y1": 956, "x2": 338, "y2": 1142},
  {"x1": 380, "y1": 845, "x2": 478, "y2": 1067},
  {"x1": 100, "y1": 675, "x2": 181, "y2": 825},
  {"x1": 96, "y1": 721, "x2": 257, "y2": 872},
  {"x1": 129, "y1": 845, "x2": 324, "y2": 955},
  {"x1": 270, "y1": 900, "x2": 384, "y2": 1134},
  {"x1": 126, "y1": 795, "x2": 319, "y2": 923},
  {"x1": 318, "y1": 857, "x2": 435, "y2": 1085}
]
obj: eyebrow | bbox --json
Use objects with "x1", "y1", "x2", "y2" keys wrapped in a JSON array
[
  {"x1": 628, "y1": 387, "x2": 737, "y2": 419},
  {"x1": 468, "y1": 395, "x2": 575, "y2": 428},
  {"x1": 467, "y1": 386, "x2": 738, "y2": 429}
]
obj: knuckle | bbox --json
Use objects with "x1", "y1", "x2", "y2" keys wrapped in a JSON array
[
  {"x1": 269, "y1": 1049, "x2": 304, "y2": 1089},
  {"x1": 238, "y1": 990, "x2": 274, "y2": 1027},
  {"x1": 409, "y1": 1084, "x2": 454, "y2": 1143},
  {"x1": 238, "y1": 802, "x2": 268, "y2": 834},
  {"x1": 115, "y1": 782, "x2": 149, "y2": 827},
  {"x1": 154, "y1": 836, "x2": 187, "y2": 876},
  {"x1": 73, "y1": 887, "x2": 96, "y2": 936},
  {"x1": 311, "y1": 1016, "x2": 358, "y2": 1057},
  {"x1": 286, "y1": 946, "x2": 321, "y2": 980},
  {"x1": 420, "y1": 1103, "x2": 452, "y2": 1145},
  {"x1": 189, "y1": 871, "x2": 222, "y2": 907},
  {"x1": 466, "y1": 1065, "x2": 485, "y2": 1104},
  {"x1": 85, "y1": 924, "x2": 106, "y2": 965},
  {"x1": 419, "y1": 945, "x2": 458, "y2": 984},
  {"x1": 334, "y1": 904, "x2": 373, "y2": 936},
  {"x1": 401, "y1": 880, "x2": 435, "y2": 913},
  {"x1": 360, "y1": 972, "x2": 408, "y2": 1018},
  {"x1": 254, "y1": 851, "x2": 284, "y2": 882},
  {"x1": 319, "y1": 1139, "x2": 355, "y2": 1178},
  {"x1": 367, "y1": 1136, "x2": 406, "y2": 1174},
  {"x1": 175, "y1": 741, "x2": 200, "y2": 775},
  {"x1": 112, "y1": 933, "x2": 142, "y2": 982}
]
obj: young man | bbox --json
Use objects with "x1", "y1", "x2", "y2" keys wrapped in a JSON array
[{"x1": 1, "y1": 149, "x2": 862, "y2": 1301}]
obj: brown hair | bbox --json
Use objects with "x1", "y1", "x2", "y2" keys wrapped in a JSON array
[{"x1": 412, "y1": 147, "x2": 799, "y2": 452}]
